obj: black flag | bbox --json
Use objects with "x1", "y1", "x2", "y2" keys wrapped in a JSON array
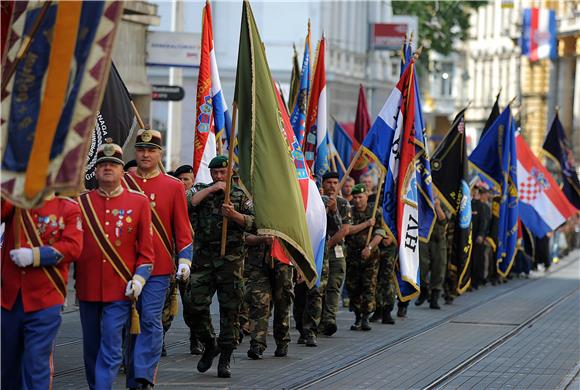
[
  {"x1": 542, "y1": 113, "x2": 580, "y2": 209},
  {"x1": 85, "y1": 63, "x2": 137, "y2": 189},
  {"x1": 431, "y1": 109, "x2": 472, "y2": 294},
  {"x1": 481, "y1": 91, "x2": 500, "y2": 138}
]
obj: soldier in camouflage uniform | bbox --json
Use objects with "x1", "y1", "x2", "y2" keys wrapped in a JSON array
[
  {"x1": 319, "y1": 172, "x2": 351, "y2": 336},
  {"x1": 415, "y1": 196, "x2": 448, "y2": 310},
  {"x1": 371, "y1": 236, "x2": 397, "y2": 324},
  {"x1": 345, "y1": 184, "x2": 386, "y2": 331},
  {"x1": 184, "y1": 156, "x2": 255, "y2": 379},
  {"x1": 293, "y1": 252, "x2": 329, "y2": 347},
  {"x1": 245, "y1": 233, "x2": 294, "y2": 359}
]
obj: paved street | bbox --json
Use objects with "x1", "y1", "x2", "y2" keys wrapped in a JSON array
[{"x1": 53, "y1": 251, "x2": 580, "y2": 389}]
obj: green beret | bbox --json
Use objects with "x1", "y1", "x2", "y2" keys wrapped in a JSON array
[
  {"x1": 209, "y1": 155, "x2": 228, "y2": 169},
  {"x1": 352, "y1": 184, "x2": 366, "y2": 195}
]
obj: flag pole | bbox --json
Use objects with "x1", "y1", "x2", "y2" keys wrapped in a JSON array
[
  {"x1": 14, "y1": 208, "x2": 22, "y2": 249},
  {"x1": 216, "y1": 132, "x2": 223, "y2": 155},
  {"x1": 334, "y1": 151, "x2": 348, "y2": 175},
  {"x1": 1, "y1": 1, "x2": 52, "y2": 91},
  {"x1": 220, "y1": 102, "x2": 237, "y2": 257},
  {"x1": 338, "y1": 147, "x2": 364, "y2": 190},
  {"x1": 329, "y1": 152, "x2": 337, "y2": 172},
  {"x1": 365, "y1": 170, "x2": 385, "y2": 245}
]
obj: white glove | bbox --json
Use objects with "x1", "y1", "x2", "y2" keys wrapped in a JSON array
[
  {"x1": 177, "y1": 263, "x2": 190, "y2": 281},
  {"x1": 125, "y1": 279, "x2": 143, "y2": 299},
  {"x1": 10, "y1": 248, "x2": 34, "y2": 268}
]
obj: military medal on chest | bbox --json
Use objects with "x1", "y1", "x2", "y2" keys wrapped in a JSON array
[
  {"x1": 150, "y1": 193, "x2": 156, "y2": 208},
  {"x1": 114, "y1": 209, "x2": 125, "y2": 246}
]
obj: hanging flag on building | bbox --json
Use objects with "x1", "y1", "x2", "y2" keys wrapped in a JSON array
[
  {"x1": 193, "y1": 0, "x2": 231, "y2": 184},
  {"x1": 234, "y1": 1, "x2": 317, "y2": 287},
  {"x1": 517, "y1": 134, "x2": 577, "y2": 237},
  {"x1": 85, "y1": 63, "x2": 138, "y2": 189},
  {"x1": 542, "y1": 113, "x2": 580, "y2": 209},
  {"x1": 303, "y1": 36, "x2": 329, "y2": 180},
  {"x1": 1, "y1": 1, "x2": 124, "y2": 208},
  {"x1": 431, "y1": 109, "x2": 472, "y2": 294},
  {"x1": 469, "y1": 107, "x2": 519, "y2": 276},
  {"x1": 521, "y1": 8, "x2": 557, "y2": 62},
  {"x1": 361, "y1": 59, "x2": 429, "y2": 301},
  {"x1": 290, "y1": 21, "x2": 311, "y2": 145}
]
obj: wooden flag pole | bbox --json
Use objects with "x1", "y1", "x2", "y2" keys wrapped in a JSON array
[
  {"x1": 1, "y1": 2, "x2": 52, "y2": 91},
  {"x1": 329, "y1": 151, "x2": 337, "y2": 172},
  {"x1": 333, "y1": 151, "x2": 348, "y2": 175},
  {"x1": 365, "y1": 170, "x2": 385, "y2": 245},
  {"x1": 216, "y1": 132, "x2": 224, "y2": 155},
  {"x1": 220, "y1": 102, "x2": 238, "y2": 257},
  {"x1": 338, "y1": 147, "x2": 364, "y2": 190},
  {"x1": 14, "y1": 208, "x2": 22, "y2": 249}
]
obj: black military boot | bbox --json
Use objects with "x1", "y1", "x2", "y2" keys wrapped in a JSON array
[
  {"x1": 360, "y1": 314, "x2": 372, "y2": 331},
  {"x1": 305, "y1": 333, "x2": 317, "y2": 347},
  {"x1": 369, "y1": 309, "x2": 382, "y2": 323},
  {"x1": 247, "y1": 343, "x2": 263, "y2": 360},
  {"x1": 197, "y1": 338, "x2": 219, "y2": 373},
  {"x1": 217, "y1": 348, "x2": 233, "y2": 378},
  {"x1": 381, "y1": 306, "x2": 395, "y2": 324},
  {"x1": 397, "y1": 302, "x2": 408, "y2": 318},
  {"x1": 429, "y1": 289, "x2": 441, "y2": 310},
  {"x1": 350, "y1": 312, "x2": 361, "y2": 330},
  {"x1": 274, "y1": 343, "x2": 288, "y2": 357},
  {"x1": 414, "y1": 287, "x2": 429, "y2": 306},
  {"x1": 190, "y1": 332, "x2": 204, "y2": 355}
]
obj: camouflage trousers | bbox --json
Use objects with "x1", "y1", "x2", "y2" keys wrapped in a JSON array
[
  {"x1": 245, "y1": 261, "x2": 294, "y2": 349},
  {"x1": 293, "y1": 256, "x2": 329, "y2": 338},
  {"x1": 345, "y1": 249, "x2": 379, "y2": 314},
  {"x1": 184, "y1": 253, "x2": 244, "y2": 349},
  {"x1": 161, "y1": 276, "x2": 187, "y2": 333},
  {"x1": 321, "y1": 245, "x2": 346, "y2": 327},
  {"x1": 375, "y1": 252, "x2": 396, "y2": 311},
  {"x1": 238, "y1": 273, "x2": 250, "y2": 338},
  {"x1": 419, "y1": 239, "x2": 447, "y2": 292}
]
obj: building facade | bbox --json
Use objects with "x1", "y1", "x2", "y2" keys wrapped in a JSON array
[{"x1": 148, "y1": 1, "x2": 401, "y2": 169}]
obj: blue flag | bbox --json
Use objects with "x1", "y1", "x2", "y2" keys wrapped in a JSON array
[
  {"x1": 469, "y1": 107, "x2": 518, "y2": 276},
  {"x1": 290, "y1": 27, "x2": 311, "y2": 145},
  {"x1": 333, "y1": 121, "x2": 353, "y2": 178}
]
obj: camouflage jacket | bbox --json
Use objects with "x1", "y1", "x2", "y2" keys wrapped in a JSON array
[
  {"x1": 322, "y1": 195, "x2": 352, "y2": 242},
  {"x1": 187, "y1": 183, "x2": 255, "y2": 255},
  {"x1": 346, "y1": 202, "x2": 387, "y2": 250}
]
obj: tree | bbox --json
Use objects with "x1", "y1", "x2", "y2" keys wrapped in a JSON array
[{"x1": 392, "y1": 1, "x2": 486, "y2": 56}]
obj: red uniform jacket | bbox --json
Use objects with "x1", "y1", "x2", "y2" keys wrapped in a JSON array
[
  {"x1": 124, "y1": 171, "x2": 193, "y2": 276},
  {"x1": 1, "y1": 197, "x2": 83, "y2": 312},
  {"x1": 75, "y1": 188, "x2": 155, "y2": 302}
]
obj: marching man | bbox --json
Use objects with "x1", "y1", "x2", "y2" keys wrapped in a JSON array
[
  {"x1": 76, "y1": 142, "x2": 155, "y2": 390},
  {"x1": 1, "y1": 192, "x2": 83, "y2": 390},
  {"x1": 123, "y1": 129, "x2": 193, "y2": 389}
]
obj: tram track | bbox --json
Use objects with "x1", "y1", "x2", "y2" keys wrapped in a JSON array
[
  {"x1": 54, "y1": 257, "x2": 579, "y2": 383},
  {"x1": 291, "y1": 258, "x2": 579, "y2": 390}
]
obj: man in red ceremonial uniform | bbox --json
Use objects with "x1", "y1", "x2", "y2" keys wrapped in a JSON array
[
  {"x1": 1, "y1": 192, "x2": 83, "y2": 390},
  {"x1": 123, "y1": 129, "x2": 193, "y2": 389},
  {"x1": 76, "y1": 143, "x2": 155, "y2": 390}
]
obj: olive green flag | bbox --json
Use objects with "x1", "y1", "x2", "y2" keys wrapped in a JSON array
[{"x1": 234, "y1": 1, "x2": 316, "y2": 286}]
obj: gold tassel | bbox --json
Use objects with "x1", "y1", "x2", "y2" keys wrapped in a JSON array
[
  {"x1": 170, "y1": 286, "x2": 179, "y2": 316},
  {"x1": 130, "y1": 300, "x2": 141, "y2": 335}
]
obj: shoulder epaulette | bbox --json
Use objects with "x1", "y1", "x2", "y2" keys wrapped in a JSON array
[
  {"x1": 127, "y1": 189, "x2": 149, "y2": 199},
  {"x1": 58, "y1": 195, "x2": 79, "y2": 204},
  {"x1": 163, "y1": 173, "x2": 183, "y2": 184}
]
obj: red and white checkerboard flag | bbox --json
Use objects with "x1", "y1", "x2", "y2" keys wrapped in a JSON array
[{"x1": 516, "y1": 134, "x2": 577, "y2": 238}]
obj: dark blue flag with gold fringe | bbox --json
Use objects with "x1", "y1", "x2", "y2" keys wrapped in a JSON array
[
  {"x1": 469, "y1": 107, "x2": 518, "y2": 276},
  {"x1": 542, "y1": 113, "x2": 580, "y2": 210}
]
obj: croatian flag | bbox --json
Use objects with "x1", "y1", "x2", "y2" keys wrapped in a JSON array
[
  {"x1": 304, "y1": 37, "x2": 329, "y2": 180},
  {"x1": 521, "y1": 8, "x2": 557, "y2": 62},
  {"x1": 193, "y1": 1, "x2": 231, "y2": 184},
  {"x1": 517, "y1": 134, "x2": 577, "y2": 238},
  {"x1": 274, "y1": 84, "x2": 327, "y2": 285},
  {"x1": 362, "y1": 60, "x2": 421, "y2": 300}
]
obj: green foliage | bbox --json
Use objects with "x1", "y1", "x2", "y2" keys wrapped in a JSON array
[{"x1": 392, "y1": 1, "x2": 486, "y2": 56}]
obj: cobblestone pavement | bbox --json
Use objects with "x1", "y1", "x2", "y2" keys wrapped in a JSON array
[{"x1": 52, "y1": 251, "x2": 580, "y2": 389}]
